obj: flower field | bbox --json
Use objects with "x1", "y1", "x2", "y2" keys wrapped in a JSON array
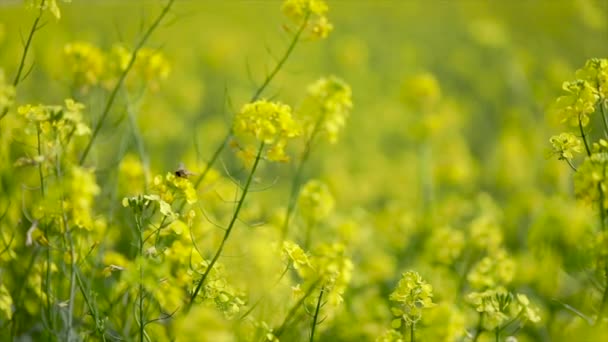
[{"x1": 1, "y1": 0, "x2": 608, "y2": 341}]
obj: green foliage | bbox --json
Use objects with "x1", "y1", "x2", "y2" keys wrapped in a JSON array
[{"x1": 0, "y1": 0, "x2": 607, "y2": 341}]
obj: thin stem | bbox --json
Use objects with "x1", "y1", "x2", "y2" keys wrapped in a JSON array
[
  {"x1": 275, "y1": 278, "x2": 322, "y2": 338},
  {"x1": 410, "y1": 322, "x2": 415, "y2": 342},
  {"x1": 495, "y1": 327, "x2": 500, "y2": 342},
  {"x1": 578, "y1": 114, "x2": 591, "y2": 157},
  {"x1": 281, "y1": 111, "x2": 325, "y2": 241},
  {"x1": 79, "y1": 0, "x2": 175, "y2": 165},
  {"x1": 472, "y1": 312, "x2": 484, "y2": 342},
  {"x1": 136, "y1": 214, "x2": 146, "y2": 342},
  {"x1": 239, "y1": 264, "x2": 290, "y2": 320},
  {"x1": 597, "y1": 264, "x2": 608, "y2": 324},
  {"x1": 37, "y1": 126, "x2": 45, "y2": 197},
  {"x1": 309, "y1": 286, "x2": 325, "y2": 342},
  {"x1": 250, "y1": 11, "x2": 310, "y2": 101},
  {"x1": 187, "y1": 142, "x2": 265, "y2": 310},
  {"x1": 187, "y1": 10, "x2": 310, "y2": 192},
  {"x1": 0, "y1": 0, "x2": 45, "y2": 121},
  {"x1": 599, "y1": 100, "x2": 608, "y2": 138},
  {"x1": 566, "y1": 158, "x2": 577, "y2": 172}
]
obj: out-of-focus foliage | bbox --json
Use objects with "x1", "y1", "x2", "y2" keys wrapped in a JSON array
[{"x1": 0, "y1": 0, "x2": 607, "y2": 341}]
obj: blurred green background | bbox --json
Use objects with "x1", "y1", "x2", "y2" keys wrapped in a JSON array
[{"x1": 1, "y1": 0, "x2": 608, "y2": 340}]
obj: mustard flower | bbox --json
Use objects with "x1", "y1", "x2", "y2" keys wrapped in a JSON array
[
  {"x1": 151, "y1": 172, "x2": 197, "y2": 205},
  {"x1": 576, "y1": 58, "x2": 608, "y2": 100},
  {"x1": 300, "y1": 76, "x2": 353, "y2": 144},
  {"x1": 298, "y1": 179, "x2": 335, "y2": 222},
  {"x1": 389, "y1": 271, "x2": 435, "y2": 327},
  {"x1": 64, "y1": 41, "x2": 105, "y2": 88},
  {"x1": 467, "y1": 289, "x2": 540, "y2": 330},
  {"x1": 233, "y1": 99, "x2": 301, "y2": 163},
  {"x1": 554, "y1": 80, "x2": 599, "y2": 127},
  {"x1": 467, "y1": 249, "x2": 515, "y2": 290},
  {"x1": 26, "y1": 0, "x2": 70, "y2": 20},
  {"x1": 282, "y1": 0, "x2": 333, "y2": 39},
  {"x1": 425, "y1": 226, "x2": 465, "y2": 265},
  {"x1": 282, "y1": 240, "x2": 314, "y2": 278},
  {"x1": 17, "y1": 99, "x2": 90, "y2": 140},
  {"x1": 311, "y1": 243, "x2": 353, "y2": 306},
  {"x1": 134, "y1": 48, "x2": 171, "y2": 86},
  {"x1": 574, "y1": 140, "x2": 608, "y2": 207},
  {"x1": 549, "y1": 132, "x2": 583, "y2": 161}
]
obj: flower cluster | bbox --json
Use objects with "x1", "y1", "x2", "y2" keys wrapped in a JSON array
[
  {"x1": 549, "y1": 132, "x2": 583, "y2": 161},
  {"x1": 574, "y1": 139, "x2": 608, "y2": 206},
  {"x1": 298, "y1": 179, "x2": 335, "y2": 223},
  {"x1": 575, "y1": 58, "x2": 608, "y2": 100},
  {"x1": 283, "y1": 241, "x2": 353, "y2": 308},
  {"x1": 63, "y1": 41, "x2": 171, "y2": 91},
  {"x1": 467, "y1": 289, "x2": 540, "y2": 330},
  {"x1": 152, "y1": 172, "x2": 198, "y2": 205},
  {"x1": 26, "y1": 0, "x2": 69, "y2": 20},
  {"x1": 189, "y1": 261, "x2": 247, "y2": 319},
  {"x1": 300, "y1": 76, "x2": 353, "y2": 144},
  {"x1": 233, "y1": 99, "x2": 301, "y2": 163},
  {"x1": 389, "y1": 271, "x2": 435, "y2": 327},
  {"x1": 17, "y1": 99, "x2": 90, "y2": 139},
  {"x1": 467, "y1": 249, "x2": 515, "y2": 290},
  {"x1": 282, "y1": 0, "x2": 333, "y2": 39},
  {"x1": 554, "y1": 80, "x2": 599, "y2": 127},
  {"x1": 425, "y1": 226, "x2": 465, "y2": 265},
  {"x1": 64, "y1": 42, "x2": 105, "y2": 88}
]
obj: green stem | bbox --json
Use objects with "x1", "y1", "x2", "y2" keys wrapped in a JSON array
[
  {"x1": 186, "y1": 10, "x2": 310, "y2": 194},
  {"x1": 309, "y1": 286, "x2": 325, "y2": 342},
  {"x1": 187, "y1": 142, "x2": 265, "y2": 310},
  {"x1": 578, "y1": 114, "x2": 591, "y2": 157},
  {"x1": 599, "y1": 99, "x2": 608, "y2": 138},
  {"x1": 37, "y1": 126, "x2": 45, "y2": 196},
  {"x1": 137, "y1": 214, "x2": 145, "y2": 342},
  {"x1": 0, "y1": 0, "x2": 46, "y2": 121},
  {"x1": 472, "y1": 312, "x2": 484, "y2": 342},
  {"x1": 275, "y1": 278, "x2": 321, "y2": 338},
  {"x1": 281, "y1": 111, "x2": 325, "y2": 241},
  {"x1": 79, "y1": 0, "x2": 175, "y2": 165},
  {"x1": 250, "y1": 11, "x2": 310, "y2": 102},
  {"x1": 597, "y1": 263, "x2": 608, "y2": 324},
  {"x1": 10, "y1": 249, "x2": 40, "y2": 339},
  {"x1": 495, "y1": 327, "x2": 500, "y2": 342},
  {"x1": 411, "y1": 322, "x2": 415, "y2": 342}
]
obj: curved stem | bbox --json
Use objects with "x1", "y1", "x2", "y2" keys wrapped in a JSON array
[
  {"x1": 250, "y1": 11, "x2": 310, "y2": 102},
  {"x1": 309, "y1": 286, "x2": 325, "y2": 342},
  {"x1": 189, "y1": 11, "x2": 310, "y2": 191},
  {"x1": 0, "y1": 0, "x2": 46, "y2": 121},
  {"x1": 275, "y1": 278, "x2": 322, "y2": 338},
  {"x1": 187, "y1": 142, "x2": 265, "y2": 311},
  {"x1": 79, "y1": 0, "x2": 175, "y2": 165}
]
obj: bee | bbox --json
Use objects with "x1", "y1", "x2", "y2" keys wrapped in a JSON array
[{"x1": 174, "y1": 163, "x2": 195, "y2": 179}]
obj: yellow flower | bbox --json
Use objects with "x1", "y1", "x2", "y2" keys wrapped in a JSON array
[
  {"x1": 300, "y1": 76, "x2": 353, "y2": 144},
  {"x1": 233, "y1": 99, "x2": 301, "y2": 162}
]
